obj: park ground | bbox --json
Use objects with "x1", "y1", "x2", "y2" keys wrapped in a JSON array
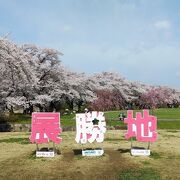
[
  {"x1": 0, "y1": 129, "x2": 180, "y2": 180},
  {"x1": 9, "y1": 108, "x2": 180, "y2": 129}
]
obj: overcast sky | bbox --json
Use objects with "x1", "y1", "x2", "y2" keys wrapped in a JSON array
[{"x1": 0, "y1": 0, "x2": 180, "y2": 88}]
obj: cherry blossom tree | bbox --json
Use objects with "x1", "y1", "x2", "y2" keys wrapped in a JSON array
[
  {"x1": 138, "y1": 87, "x2": 174, "y2": 109},
  {"x1": 89, "y1": 89, "x2": 126, "y2": 111},
  {"x1": 0, "y1": 37, "x2": 37, "y2": 113},
  {"x1": 0, "y1": 37, "x2": 179, "y2": 114},
  {"x1": 22, "y1": 44, "x2": 64, "y2": 112}
]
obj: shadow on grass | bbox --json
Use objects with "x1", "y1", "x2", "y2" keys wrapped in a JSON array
[
  {"x1": 167, "y1": 130, "x2": 179, "y2": 133},
  {"x1": 117, "y1": 148, "x2": 130, "y2": 154},
  {"x1": 105, "y1": 138, "x2": 125, "y2": 141},
  {"x1": 132, "y1": 146, "x2": 146, "y2": 150},
  {"x1": 73, "y1": 149, "x2": 82, "y2": 155},
  {"x1": 29, "y1": 150, "x2": 36, "y2": 160},
  {"x1": 118, "y1": 147, "x2": 146, "y2": 154}
]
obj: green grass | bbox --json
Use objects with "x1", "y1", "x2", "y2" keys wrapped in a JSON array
[
  {"x1": 106, "y1": 120, "x2": 125, "y2": 128},
  {"x1": 157, "y1": 121, "x2": 180, "y2": 130},
  {"x1": 105, "y1": 108, "x2": 180, "y2": 130},
  {"x1": 154, "y1": 108, "x2": 180, "y2": 119},
  {"x1": 3, "y1": 108, "x2": 180, "y2": 129},
  {"x1": 118, "y1": 168, "x2": 161, "y2": 180},
  {"x1": 141, "y1": 161, "x2": 150, "y2": 165},
  {"x1": 105, "y1": 108, "x2": 180, "y2": 120},
  {"x1": 0, "y1": 137, "x2": 30, "y2": 144},
  {"x1": 61, "y1": 114, "x2": 75, "y2": 126},
  {"x1": 150, "y1": 152, "x2": 162, "y2": 159}
]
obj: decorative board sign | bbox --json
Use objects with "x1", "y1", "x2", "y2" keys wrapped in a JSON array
[
  {"x1": 75, "y1": 111, "x2": 106, "y2": 156},
  {"x1": 124, "y1": 109, "x2": 157, "y2": 156},
  {"x1": 30, "y1": 112, "x2": 62, "y2": 157},
  {"x1": 36, "y1": 151, "x2": 55, "y2": 157},
  {"x1": 131, "y1": 149, "x2": 150, "y2": 156},
  {"x1": 82, "y1": 149, "x2": 104, "y2": 156}
]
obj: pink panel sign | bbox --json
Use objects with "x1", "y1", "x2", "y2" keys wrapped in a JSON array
[
  {"x1": 124, "y1": 110, "x2": 157, "y2": 142},
  {"x1": 30, "y1": 112, "x2": 62, "y2": 144}
]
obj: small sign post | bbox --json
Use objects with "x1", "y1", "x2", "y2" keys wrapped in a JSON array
[
  {"x1": 124, "y1": 110, "x2": 157, "y2": 156},
  {"x1": 82, "y1": 149, "x2": 104, "y2": 156},
  {"x1": 30, "y1": 112, "x2": 62, "y2": 157},
  {"x1": 131, "y1": 148, "x2": 150, "y2": 156},
  {"x1": 75, "y1": 111, "x2": 106, "y2": 156}
]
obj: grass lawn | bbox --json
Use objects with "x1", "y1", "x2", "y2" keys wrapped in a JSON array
[
  {"x1": 4, "y1": 108, "x2": 180, "y2": 129},
  {"x1": 157, "y1": 121, "x2": 180, "y2": 129},
  {"x1": 104, "y1": 108, "x2": 180, "y2": 120},
  {"x1": 0, "y1": 109, "x2": 179, "y2": 179},
  {"x1": 0, "y1": 130, "x2": 180, "y2": 180}
]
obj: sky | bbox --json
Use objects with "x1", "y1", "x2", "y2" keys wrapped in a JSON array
[{"x1": 0, "y1": 0, "x2": 180, "y2": 88}]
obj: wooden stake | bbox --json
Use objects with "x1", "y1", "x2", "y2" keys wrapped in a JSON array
[
  {"x1": 36, "y1": 143, "x2": 39, "y2": 151},
  {"x1": 147, "y1": 141, "x2": 150, "y2": 150},
  {"x1": 53, "y1": 142, "x2": 55, "y2": 152},
  {"x1": 130, "y1": 138, "x2": 133, "y2": 149}
]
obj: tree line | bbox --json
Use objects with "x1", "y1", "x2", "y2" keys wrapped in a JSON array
[{"x1": 0, "y1": 37, "x2": 180, "y2": 114}]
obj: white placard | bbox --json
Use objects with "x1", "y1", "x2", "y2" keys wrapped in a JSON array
[
  {"x1": 36, "y1": 151, "x2": 55, "y2": 157},
  {"x1": 131, "y1": 149, "x2": 150, "y2": 156},
  {"x1": 82, "y1": 149, "x2": 104, "y2": 156}
]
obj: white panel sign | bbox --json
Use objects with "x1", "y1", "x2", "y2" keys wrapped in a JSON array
[
  {"x1": 75, "y1": 111, "x2": 106, "y2": 144},
  {"x1": 36, "y1": 151, "x2": 55, "y2": 157},
  {"x1": 131, "y1": 149, "x2": 150, "y2": 156},
  {"x1": 82, "y1": 149, "x2": 104, "y2": 156}
]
